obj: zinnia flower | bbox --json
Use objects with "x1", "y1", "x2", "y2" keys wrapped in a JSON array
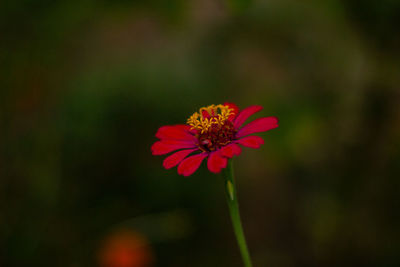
[{"x1": 151, "y1": 103, "x2": 278, "y2": 176}]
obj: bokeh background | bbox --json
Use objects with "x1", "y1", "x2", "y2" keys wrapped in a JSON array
[{"x1": 2, "y1": 0, "x2": 400, "y2": 266}]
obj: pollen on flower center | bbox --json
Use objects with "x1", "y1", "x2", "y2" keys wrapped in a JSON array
[{"x1": 187, "y1": 104, "x2": 237, "y2": 152}]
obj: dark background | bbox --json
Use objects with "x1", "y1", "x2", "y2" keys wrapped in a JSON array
[{"x1": 1, "y1": 0, "x2": 400, "y2": 266}]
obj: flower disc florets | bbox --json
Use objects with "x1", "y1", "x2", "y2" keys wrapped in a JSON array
[{"x1": 187, "y1": 104, "x2": 237, "y2": 152}]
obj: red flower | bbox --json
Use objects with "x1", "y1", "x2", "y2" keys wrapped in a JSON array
[{"x1": 151, "y1": 103, "x2": 278, "y2": 176}]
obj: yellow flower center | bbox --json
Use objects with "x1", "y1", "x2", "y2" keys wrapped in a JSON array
[
  {"x1": 187, "y1": 104, "x2": 235, "y2": 134},
  {"x1": 187, "y1": 104, "x2": 237, "y2": 152}
]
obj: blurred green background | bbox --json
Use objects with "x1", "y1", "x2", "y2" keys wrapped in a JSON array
[{"x1": 1, "y1": 0, "x2": 400, "y2": 266}]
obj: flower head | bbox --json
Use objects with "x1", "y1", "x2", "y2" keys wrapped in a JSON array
[{"x1": 151, "y1": 103, "x2": 278, "y2": 176}]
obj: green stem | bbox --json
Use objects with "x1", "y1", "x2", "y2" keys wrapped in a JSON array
[{"x1": 222, "y1": 159, "x2": 253, "y2": 267}]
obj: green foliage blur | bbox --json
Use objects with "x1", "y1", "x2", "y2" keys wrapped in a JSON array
[{"x1": 1, "y1": 0, "x2": 400, "y2": 266}]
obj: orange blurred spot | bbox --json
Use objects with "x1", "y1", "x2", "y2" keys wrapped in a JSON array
[{"x1": 98, "y1": 230, "x2": 154, "y2": 267}]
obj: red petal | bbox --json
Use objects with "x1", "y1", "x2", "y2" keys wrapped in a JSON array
[
  {"x1": 156, "y1": 125, "x2": 195, "y2": 141},
  {"x1": 220, "y1": 143, "x2": 242, "y2": 158},
  {"x1": 174, "y1": 125, "x2": 191, "y2": 130},
  {"x1": 207, "y1": 151, "x2": 228, "y2": 173},
  {"x1": 163, "y1": 149, "x2": 198, "y2": 169},
  {"x1": 177, "y1": 153, "x2": 208, "y2": 176},
  {"x1": 224, "y1": 102, "x2": 239, "y2": 121},
  {"x1": 151, "y1": 140, "x2": 196, "y2": 155},
  {"x1": 236, "y1": 116, "x2": 278, "y2": 138},
  {"x1": 234, "y1": 105, "x2": 263, "y2": 128},
  {"x1": 237, "y1": 136, "x2": 264, "y2": 148}
]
